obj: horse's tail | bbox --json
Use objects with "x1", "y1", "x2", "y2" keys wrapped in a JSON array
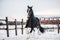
[
  {"x1": 38, "y1": 20, "x2": 44, "y2": 33},
  {"x1": 36, "y1": 17, "x2": 44, "y2": 33},
  {"x1": 39, "y1": 25, "x2": 44, "y2": 33}
]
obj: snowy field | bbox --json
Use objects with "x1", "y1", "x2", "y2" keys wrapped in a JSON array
[{"x1": 0, "y1": 25, "x2": 60, "y2": 40}]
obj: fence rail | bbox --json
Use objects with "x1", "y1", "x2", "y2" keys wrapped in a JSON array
[{"x1": 0, "y1": 17, "x2": 60, "y2": 37}]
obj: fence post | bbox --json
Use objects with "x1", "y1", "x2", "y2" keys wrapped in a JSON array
[
  {"x1": 21, "y1": 19, "x2": 23, "y2": 34},
  {"x1": 15, "y1": 19, "x2": 17, "y2": 35},
  {"x1": 57, "y1": 18, "x2": 59, "y2": 34},
  {"x1": 6, "y1": 17, "x2": 9, "y2": 37}
]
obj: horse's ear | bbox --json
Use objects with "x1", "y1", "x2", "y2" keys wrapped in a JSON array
[{"x1": 27, "y1": 5, "x2": 29, "y2": 8}]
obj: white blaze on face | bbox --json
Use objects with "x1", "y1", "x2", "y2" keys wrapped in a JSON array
[{"x1": 27, "y1": 8, "x2": 30, "y2": 18}]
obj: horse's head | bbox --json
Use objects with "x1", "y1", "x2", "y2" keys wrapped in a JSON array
[
  {"x1": 27, "y1": 6, "x2": 34, "y2": 18},
  {"x1": 27, "y1": 6, "x2": 32, "y2": 10}
]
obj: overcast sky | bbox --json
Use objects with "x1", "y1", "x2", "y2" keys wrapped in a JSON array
[{"x1": 0, "y1": 0, "x2": 60, "y2": 21}]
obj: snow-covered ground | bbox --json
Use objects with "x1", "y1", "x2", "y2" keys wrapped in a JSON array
[{"x1": 0, "y1": 25, "x2": 60, "y2": 40}]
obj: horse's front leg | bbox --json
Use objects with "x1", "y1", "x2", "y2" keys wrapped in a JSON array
[
  {"x1": 25, "y1": 24, "x2": 28, "y2": 28},
  {"x1": 25, "y1": 22, "x2": 29, "y2": 28},
  {"x1": 30, "y1": 27, "x2": 33, "y2": 33},
  {"x1": 25, "y1": 20, "x2": 29, "y2": 28}
]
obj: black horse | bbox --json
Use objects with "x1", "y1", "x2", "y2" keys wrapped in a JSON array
[{"x1": 25, "y1": 6, "x2": 44, "y2": 33}]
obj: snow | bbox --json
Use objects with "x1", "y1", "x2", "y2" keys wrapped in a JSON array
[{"x1": 0, "y1": 25, "x2": 60, "y2": 40}]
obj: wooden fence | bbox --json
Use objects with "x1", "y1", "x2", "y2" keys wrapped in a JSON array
[
  {"x1": 0, "y1": 17, "x2": 24, "y2": 37},
  {"x1": 40, "y1": 17, "x2": 60, "y2": 34},
  {"x1": 0, "y1": 17, "x2": 60, "y2": 37}
]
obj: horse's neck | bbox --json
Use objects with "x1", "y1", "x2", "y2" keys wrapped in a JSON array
[
  {"x1": 28, "y1": 15, "x2": 35, "y2": 20},
  {"x1": 28, "y1": 8, "x2": 35, "y2": 19}
]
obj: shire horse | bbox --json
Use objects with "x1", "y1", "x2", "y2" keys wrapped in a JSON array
[{"x1": 25, "y1": 6, "x2": 44, "y2": 33}]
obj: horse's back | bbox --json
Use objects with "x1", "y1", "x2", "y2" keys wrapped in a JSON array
[
  {"x1": 25, "y1": 17, "x2": 39, "y2": 28},
  {"x1": 34, "y1": 17, "x2": 39, "y2": 25}
]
